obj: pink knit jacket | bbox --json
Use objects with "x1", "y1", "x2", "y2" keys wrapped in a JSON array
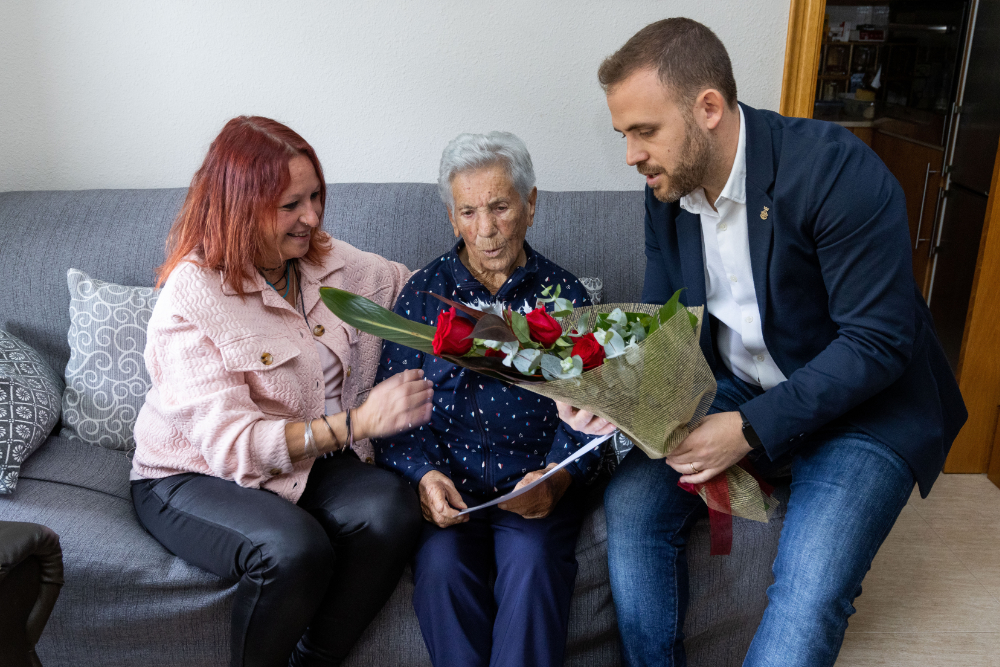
[{"x1": 131, "y1": 235, "x2": 410, "y2": 503}]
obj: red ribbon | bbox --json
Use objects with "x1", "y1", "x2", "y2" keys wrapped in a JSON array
[
  {"x1": 679, "y1": 473, "x2": 733, "y2": 556},
  {"x1": 678, "y1": 459, "x2": 779, "y2": 556}
]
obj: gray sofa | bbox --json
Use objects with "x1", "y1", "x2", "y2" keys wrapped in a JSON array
[{"x1": 0, "y1": 184, "x2": 785, "y2": 666}]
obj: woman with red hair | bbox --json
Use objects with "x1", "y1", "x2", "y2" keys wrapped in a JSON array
[{"x1": 130, "y1": 116, "x2": 433, "y2": 666}]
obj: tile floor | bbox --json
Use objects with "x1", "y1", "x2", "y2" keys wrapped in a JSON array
[{"x1": 836, "y1": 473, "x2": 1000, "y2": 666}]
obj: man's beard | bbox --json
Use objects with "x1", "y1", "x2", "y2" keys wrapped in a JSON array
[{"x1": 642, "y1": 116, "x2": 712, "y2": 203}]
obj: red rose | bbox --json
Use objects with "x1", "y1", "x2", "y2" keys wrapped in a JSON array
[
  {"x1": 484, "y1": 348, "x2": 505, "y2": 358},
  {"x1": 433, "y1": 307, "x2": 475, "y2": 356},
  {"x1": 525, "y1": 307, "x2": 563, "y2": 348},
  {"x1": 571, "y1": 333, "x2": 606, "y2": 370}
]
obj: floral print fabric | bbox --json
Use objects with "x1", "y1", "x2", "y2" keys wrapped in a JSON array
[{"x1": 0, "y1": 331, "x2": 63, "y2": 493}]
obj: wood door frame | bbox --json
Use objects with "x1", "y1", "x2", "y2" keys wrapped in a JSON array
[
  {"x1": 780, "y1": 0, "x2": 826, "y2": 118},
  {"x1": 779, "y1": 0, "x2": 1000, "y2": 476},
  {"x1": 953, "y1": 139, "x2": 1000, "y2": 474}
]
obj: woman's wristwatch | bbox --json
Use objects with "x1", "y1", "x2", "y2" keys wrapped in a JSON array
[{"x1": 738, "y1": 409, "x2": 764, "y2": 451}]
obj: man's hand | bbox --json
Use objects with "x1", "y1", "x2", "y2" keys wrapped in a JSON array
[
  {"x1": 665, "y1": 411, "x2": 752, "y2": 485},
  {"x1": 417, "y1": 470, "x2": 469, "y2": 528},
  {"x1": 555, "y1": 401, "x2": 616, "y2": 436},
  {"x1": 498, "y1": 464, "x2": 573, "y2": 519}
]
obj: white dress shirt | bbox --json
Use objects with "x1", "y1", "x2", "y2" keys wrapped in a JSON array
[{"x1": 679, "y1": 106, "x2": 787, "y2": 390}]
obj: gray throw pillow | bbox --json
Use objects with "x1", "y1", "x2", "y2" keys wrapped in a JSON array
[
  {"x1": 0, "y1": 331, "x2": 64, "y2": 493},
  {"x1": 61, "y1": 269, "x2": 159, "y2": 451}
]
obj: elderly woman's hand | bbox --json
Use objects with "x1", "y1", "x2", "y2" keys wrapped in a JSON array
[
  {"x1": 498, "y1": 464, "x2": 573, "y2": 519},
  {"x1": 418, "y1": 471, "x2": 469, "y2": 528},
  {"x1": 355, "y1": 369, "x2": 434, "y2": 440},
  {"x1": 555, "y1": 401, "x2": 617, "y2": 436}
]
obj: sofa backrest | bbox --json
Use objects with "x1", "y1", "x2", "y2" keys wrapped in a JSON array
[{"x1": 0, "y1": 184, "x2": 645, "y2": 375}]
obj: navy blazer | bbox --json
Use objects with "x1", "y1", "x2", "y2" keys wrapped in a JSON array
[{"x1": 642, "y1": 103, "x2": 966, "y2": 496}]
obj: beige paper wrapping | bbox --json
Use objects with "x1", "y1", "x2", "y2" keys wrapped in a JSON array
[{"x1": 520, "y1": 303, "x2": 779, "y2": 523}]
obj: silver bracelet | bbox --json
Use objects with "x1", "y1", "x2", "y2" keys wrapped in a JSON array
[{"x1": 304, "y1": 419, "x2": 319, "y2": 458}]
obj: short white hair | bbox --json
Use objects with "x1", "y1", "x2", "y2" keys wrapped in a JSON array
[{"x1": 438, "y1": 131, "x2": 536, "y2": 212}]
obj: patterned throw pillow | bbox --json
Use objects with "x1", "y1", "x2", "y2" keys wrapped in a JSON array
[
  {"x1": 599, "y1": 431, "x2": 637, "y2": 478},
  {"x1": 61, "y1": 269, "x2": 160, "y2": 451},
  {"x1": 0, "y1": 331, "x2": 64, "y2": 493},
  {"x1": 579, "y1": 277, "x2": 603, "y2": 304}
]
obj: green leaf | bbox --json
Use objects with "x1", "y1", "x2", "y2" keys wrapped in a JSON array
[
  {"x1": 467, "y1": 313, "x2": 518, "y2": 343},
  {"x1": 509, "y1": 310, "x2": 532, "y2": 344},
  {"x1": 551, "y1": 297, "x2": 574, "y2": 317},
  {"x1": 648, "y1": 288, "x2": 697, "y2": 333},
  {"x1": 319, "y1": 287, "x2": 437, "y2": 354},
  {"x1": 513, "y1": 348, "x2": 542, "y2": 375}
]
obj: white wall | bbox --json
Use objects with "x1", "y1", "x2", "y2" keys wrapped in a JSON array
[{"x1": 0, "y1": 1, "x2": 790, "y2": 193}]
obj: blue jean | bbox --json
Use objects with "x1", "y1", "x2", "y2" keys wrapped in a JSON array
[
  {"x1": 411, "y1": 489, "x2": 583, "y2": 667},
  {"x1": 604, "y1": 371, "x2": 915, "y2": 667}
]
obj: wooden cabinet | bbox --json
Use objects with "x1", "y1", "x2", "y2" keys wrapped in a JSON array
[
  {"x1": 848, "y1": 126, "x2": 873, "y2": 146},
  {"x1": 871, "y1": 130, "x2": 945, "y2": 293}
]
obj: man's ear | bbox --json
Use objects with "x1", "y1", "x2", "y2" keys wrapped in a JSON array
[
  {"x1": 526, "y1": 187, "x2": 538, "y2": 227},
  {"x1": 695, "y1": 88, "x2": 727, "y2": 131},
  {"x1": 447, "y1": 207, "x2": 461, "y2": 238}
]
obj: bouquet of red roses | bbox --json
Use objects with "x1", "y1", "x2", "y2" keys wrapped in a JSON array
[{"x1": 320, "y1": 285, "x2": 780, "y2": 554}]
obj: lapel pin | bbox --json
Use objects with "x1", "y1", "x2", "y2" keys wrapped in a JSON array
[{"x1": 760, "y1": 206, "x2": 769, "y2": 220}]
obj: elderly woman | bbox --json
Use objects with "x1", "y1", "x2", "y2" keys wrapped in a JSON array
[
  {"x1": 373, "y1": 132, "x2": 601, "y2": 667},
  {"x1": 130, "y1": 116, "x2": 434, "y2": 667}
]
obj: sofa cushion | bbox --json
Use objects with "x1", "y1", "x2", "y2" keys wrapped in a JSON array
[
  {"x1": 18, "y1": 435, "x2": 133, "y2": 501},
  {"x1": 0, "y1": 331, "x2": 64, "y2": 494},
  {"x1": 0, "y1": 440, "x2": 235, "y2": 667},
  {"x1": 9, "y1": 435, "x2": 620, "y2": 667},
  {"x1": 61, "y1": 269, "x2": 159, "y2": 451}
]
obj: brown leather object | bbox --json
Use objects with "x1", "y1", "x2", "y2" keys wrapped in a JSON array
[{"x1": 0, "y1": 522, "x2": 64, "y2": 667}]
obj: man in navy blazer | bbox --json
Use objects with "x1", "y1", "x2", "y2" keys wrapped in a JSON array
[{"x1": 559, "y1": 18, "x2": 967, "y2": 667}]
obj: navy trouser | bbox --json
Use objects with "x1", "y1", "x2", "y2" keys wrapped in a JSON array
[
  {"x1": 411, "y1": 488, "x2": 584, "y2": 667},
  {"x1": 131, "y1": 451, "x2": 422, "y2": 667},
  {"x1": 604, "y1": 370, "x2": 915, "y2": 667}
]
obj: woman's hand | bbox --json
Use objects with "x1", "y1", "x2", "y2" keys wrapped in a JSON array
[
  {"x1": 555, "y1": 401, "x2": 616, "y2": 436},
  {"x1": 498, "y1": 464, "x2": 572, "y2": 519},
  {"x1": 418, "y1": 470, "x2": 469, "y2": 528},
  {"x1": 355, "y1": 369, "x2": 434, "y2": 440}
]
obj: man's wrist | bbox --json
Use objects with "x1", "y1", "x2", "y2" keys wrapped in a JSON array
[{"x1": 738, "y1": 409, "x2": 765, "y2": 451}]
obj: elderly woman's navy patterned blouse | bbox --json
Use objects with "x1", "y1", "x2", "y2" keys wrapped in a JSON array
[{"x1": 373, "y1": 240, "x2": 601, "y2": 498}]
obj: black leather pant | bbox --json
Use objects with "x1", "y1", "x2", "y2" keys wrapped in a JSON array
[{"x1": 131, "y1": 451, "x2": 422, "y2": 667}]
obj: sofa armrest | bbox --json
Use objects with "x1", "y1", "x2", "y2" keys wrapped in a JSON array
[{"x1": 0, "y1": 521, "x2": 64, "y2": 647}]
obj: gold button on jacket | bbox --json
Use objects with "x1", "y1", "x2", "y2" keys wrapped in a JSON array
[
  {"x1": 312, "y1": 324, "x2": 325, "y2": 337},
  {"x1": 269, "y1": 467, "x2": 282, "y2": 476},
  {"x1": 260, "y1": 352, "x2": 273, "y2": 365}
]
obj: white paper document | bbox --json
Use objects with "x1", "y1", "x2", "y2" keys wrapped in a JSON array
[{"x1": 457, "y1": 432, "x2": 615, "y2": 515}]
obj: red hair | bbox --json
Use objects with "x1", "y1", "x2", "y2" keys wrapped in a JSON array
[{"x1": 157, "y1": 116, "x2": 330, "y2": 295}]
